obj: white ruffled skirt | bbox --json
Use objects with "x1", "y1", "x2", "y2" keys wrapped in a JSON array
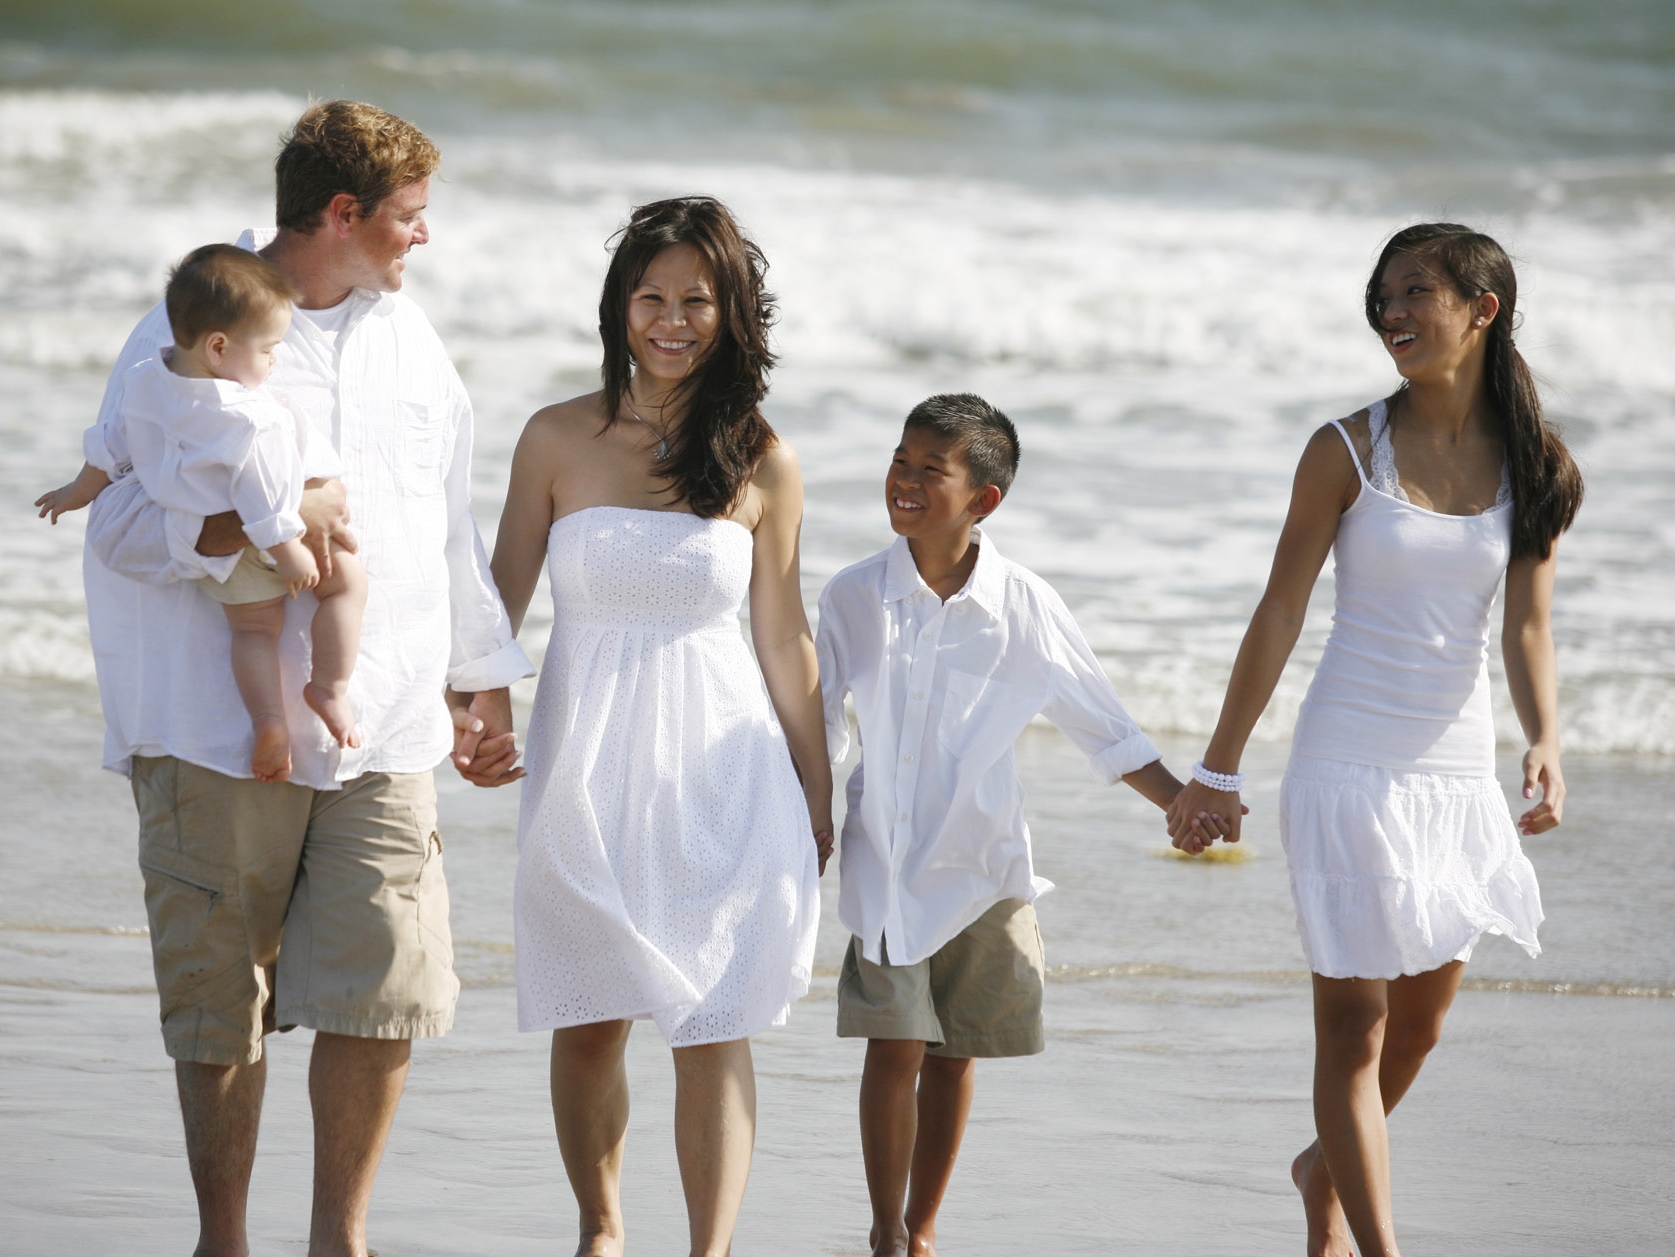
[{"x1": 1279, "y1": 755, "x2": 1543, "y2": 980}]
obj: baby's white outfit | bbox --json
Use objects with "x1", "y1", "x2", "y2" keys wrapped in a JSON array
[
  {"x1": 87, "y1": 351, "x2": 339, "y2": 562},
  {"x1": 817, "y1": 528, "x2": 1160, "y2": 967},
  {"x1": 1281, "y1": 399, "x2": 1543, "y2": 979},
  {"x1": 514, "y1": 508, "x2": 820, "y2": 1047}
]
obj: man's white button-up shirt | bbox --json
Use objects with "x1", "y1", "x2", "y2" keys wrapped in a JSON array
[
  {"x1": 816, "y1": 529, "x2": 1160, "y2": 967},
  {"x1": 81, "y1": 229, "x2": 532, "y2": 789}
]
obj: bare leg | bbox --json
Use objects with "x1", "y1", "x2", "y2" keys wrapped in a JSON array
[
  {"x1": 903, "y1": 1054, "x2": 974, "y2": 1257},
  {"x1": 673, "y1": 1037, "x2": 756, "y2": 1257},
  {"x1": 303, "y1": 549, "x2": 366, "y2": 749},
  {"x1": 1295, "y1": 961, "x2": 1464, "y2": 1257},
  {"x1": 177, "y1": 1057, "x2": 266, "y2": 1257},
  {"x1": 222, "y1": 598, "x2": 290, "y2": 782},
  {"x1": 307, "y1": 1032, "x2": 410, "y2": 1257},
  {"x1": 860, "y1": 1039, "x2": 926, "y2": 1257},
  {"x1": 551, "y1": 1022, "x2": 632, "y2": 1257}
]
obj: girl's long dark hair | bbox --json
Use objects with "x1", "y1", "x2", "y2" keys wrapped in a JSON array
[
  {"x1": 1365, "y1": 223, "x2": 1582, "y2": 561},
  {"x1": 599, "y1": 196, "x2": 777, "y2": 518}
]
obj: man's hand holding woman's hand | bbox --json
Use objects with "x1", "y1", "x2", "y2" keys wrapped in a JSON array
[{"x1": 447, "y1": 687, "x2": 524, "y2": 787}]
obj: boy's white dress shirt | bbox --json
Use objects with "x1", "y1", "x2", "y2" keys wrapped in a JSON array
[
  {"x1": 817, "y1": 529, "x2": 1160, "y2": 967},
  {"x1": 87, "y1": 352, "x2": 338, "y2": 553},
  {"x1": 82, "y1": 228, "x2": 532, "y2": 789}
]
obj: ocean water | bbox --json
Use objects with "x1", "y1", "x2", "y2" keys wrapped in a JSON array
[{"x1": 2, "y1": 3, "x2": 1672, "y2": 1252}]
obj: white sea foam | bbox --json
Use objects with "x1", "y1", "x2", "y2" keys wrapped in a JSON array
[{"x1": 3, "y1": 89, "x2": 1671, "y2": 753}]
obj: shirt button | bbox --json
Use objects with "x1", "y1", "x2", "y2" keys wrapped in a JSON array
[
  {"x1": 903, "y1": 753, "x2": 914, "y2": 763},
  {"x1": 898, "y1": 811, "x2": 908, "y2": 821},
  {"x1": 912, "y1": 691, "x2": 924, "y2": 701}
]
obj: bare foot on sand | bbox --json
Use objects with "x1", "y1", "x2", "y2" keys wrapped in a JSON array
[
  {"x1": 305, "y1": 682, "x2": 360, "y2": 749},
  {"x1": 1293, "y1": 1142, "x2": 1355, "y2": 1257},
  {"x1": 908, "y1": 1233, "x2": 938, "y2": 1257},
  {"x1": 251, "y1": 715, "x2": 292, "y2": 783}
]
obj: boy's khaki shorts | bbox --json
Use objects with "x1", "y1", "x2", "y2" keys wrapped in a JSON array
[
  {"x1": 198, "y1": 543, "x2": 289, "y2": 605},
  {"x1": 837, "y1": 898, "x2": 1046, "y2": 1059},
  {"x1": 131, "y1": 755, "x2": 458, "y2": 1066}
]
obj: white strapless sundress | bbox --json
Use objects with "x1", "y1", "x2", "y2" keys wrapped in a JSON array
[{"x1": 514, "y1": 507, "x2": 819, "y2": 1045}]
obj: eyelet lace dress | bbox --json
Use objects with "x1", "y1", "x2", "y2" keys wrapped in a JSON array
[
  {"x1": 514, "y1": 507, "x2": 820, "y2": 1044},
  {"x1": 1280, "y1": 400, "x2": 1542, "y2": 979}
]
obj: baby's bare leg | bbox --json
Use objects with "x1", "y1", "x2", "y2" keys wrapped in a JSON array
[
  {"x1": 303, "y1": 547, "x2": 367, "y2": 749},
  {"x1": 221, "y1": 598, "x2": 291, "y2": 783}
]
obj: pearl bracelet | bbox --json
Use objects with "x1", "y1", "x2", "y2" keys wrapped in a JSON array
[{"x1": 1191, "y1": 760, "x2": 1246, "y2": 792}]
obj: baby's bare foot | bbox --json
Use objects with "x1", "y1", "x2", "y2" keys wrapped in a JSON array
[
  {"x1": 251, "y1": 716, "x2": 292, "y2": 783},
  {"x1": 1293, "y1": 1142, "x2": 1355, "y2": 1257},
  {"x1": 304, "y1": 682, "x2": 360, "y2": 749}
]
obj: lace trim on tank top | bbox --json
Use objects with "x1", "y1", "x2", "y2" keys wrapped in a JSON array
[{"x1": 1367, "y1": 400, "x2": 1512, "y2": 508}]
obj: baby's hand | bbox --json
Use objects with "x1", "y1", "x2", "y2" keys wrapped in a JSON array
[
  {"x1": 270, "y1": 539, "x2": 320, "y2": 596},
  {"x1": 34, "y1": 485, "x2": 75, "y2": 523}
]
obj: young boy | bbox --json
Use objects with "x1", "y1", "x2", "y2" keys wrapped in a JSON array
[
  {"x1": 817, "y1": 393, "x2": 1212, "y2": 1257},
  {"x1": 37, "y1": 243, "x2": 366, "y2": 783}
]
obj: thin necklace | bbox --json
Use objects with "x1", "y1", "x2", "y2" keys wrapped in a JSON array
[{"x1": 625, "y1": 402, "x2": 670, "y2": 461}]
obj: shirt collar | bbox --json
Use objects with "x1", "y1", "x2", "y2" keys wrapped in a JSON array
[
  {"x1": 148, "y1": 348, "x2": 256, "y2": 405},
  {"x1": 881, "y1": 525, "x2": 1006, "y2": 620}
]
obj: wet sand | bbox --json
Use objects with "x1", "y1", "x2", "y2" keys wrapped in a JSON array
[{"x1": 3, "y1": 681, "x2": 1671, "y2": 1254}]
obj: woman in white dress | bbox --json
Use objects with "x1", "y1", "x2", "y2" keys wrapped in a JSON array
[
  {"x1": 490, "y1": 197, "x2": 831, "y2": 1257},
  {"x1": 1167, "y1": 224, "x2": 1582, "y2": 1257}
]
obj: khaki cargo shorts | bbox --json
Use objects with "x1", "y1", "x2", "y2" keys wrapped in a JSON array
[
  {"x1": 131, "y1": 756, "x2": 458, "y2": 1066},
  {"x1": 837, "y1": 897, "x2": 1046, "y2": 1059},
  {"x1": 198, "y1": 543, "x2": 290, "y2": 605}
]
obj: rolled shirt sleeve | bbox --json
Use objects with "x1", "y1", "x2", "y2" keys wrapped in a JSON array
[
  {"x1": 224, "y1": 410, "x2": 307, "y2": 553},
  {"x1": 439, "y1": 367, "x2": 534, "y2": 693},
  {"x1": 1038, "y1": 588, "x2": 1160, "y2": 783}
]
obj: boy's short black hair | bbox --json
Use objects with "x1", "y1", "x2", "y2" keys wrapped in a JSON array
[{"x1": 902, "y1": 393, "x2": 1021, "y2": 497}]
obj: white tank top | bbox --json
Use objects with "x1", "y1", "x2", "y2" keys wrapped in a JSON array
[{"x1": 1291, "y1": 400, "x2": 1513, "y2": 776}]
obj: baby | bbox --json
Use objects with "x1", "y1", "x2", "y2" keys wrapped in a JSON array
[{"x1": 37, "y1": 243, "x2": 366, "y2": 783}]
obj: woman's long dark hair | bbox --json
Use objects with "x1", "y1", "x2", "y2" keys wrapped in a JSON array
[
  {"x1": 599, "y1": 196, "x2": 777, "y2": 518},
  {"x1": 1364, "y1": 223, "x2": 1582, "y2": 561}
]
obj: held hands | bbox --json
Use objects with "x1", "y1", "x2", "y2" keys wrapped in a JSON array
[
  {"x1": 448, "y1": 687, "x2": 525, "y2": 788},
  {"x1": 811, "y1": 817, "x2": 835, "y2": 877},
  {"x1": 299, "y1": 478, "x2": 357, "y2": 580},
  {"x1": 1518, "y1": 743, "x2": 1565, "y2": 835},
  {"x1": 1166, "y1": 778, "x2": 1246, "y2": 855}
]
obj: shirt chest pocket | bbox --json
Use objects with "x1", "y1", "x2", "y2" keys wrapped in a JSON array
[
  {"x1": 937, "y1": 668, "x2": 1027, "y2": 761},
  {"x1": 397, "y1": 398, "x2": 450, "y2": 483}
]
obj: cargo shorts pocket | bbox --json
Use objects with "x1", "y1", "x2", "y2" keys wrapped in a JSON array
[
  {"x1": 415, "y1": 824, "x2": 454, "y2": 970},
  {"x1": 137, "y1": 841, "x2": 250, "y2": 1005}
]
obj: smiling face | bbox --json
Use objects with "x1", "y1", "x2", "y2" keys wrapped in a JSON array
[
  {"x1": 202, "y1": 299, "x2": 293, "y2": 389},
  {"x1": 625, "y1": 243, "x2": 720, "y2": 391},
  {"x1": 886, "y1": 426, "x2": 1002, "y2": 542},
  {"x1": 1373, "y1": 250, "x2": 1498, "y2": 384},
  {"x1": 341, "y1": 175, "x2": 430, "y2": 294}
]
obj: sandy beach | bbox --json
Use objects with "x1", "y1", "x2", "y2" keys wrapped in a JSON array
[{"x1": 4, "y1": 680, "x2": 1671, "y2": 1254}]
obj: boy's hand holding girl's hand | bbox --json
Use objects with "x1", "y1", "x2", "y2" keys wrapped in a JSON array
[{"x1": 1167, "y1": 779, "x2": 1244, "y2": 854}]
